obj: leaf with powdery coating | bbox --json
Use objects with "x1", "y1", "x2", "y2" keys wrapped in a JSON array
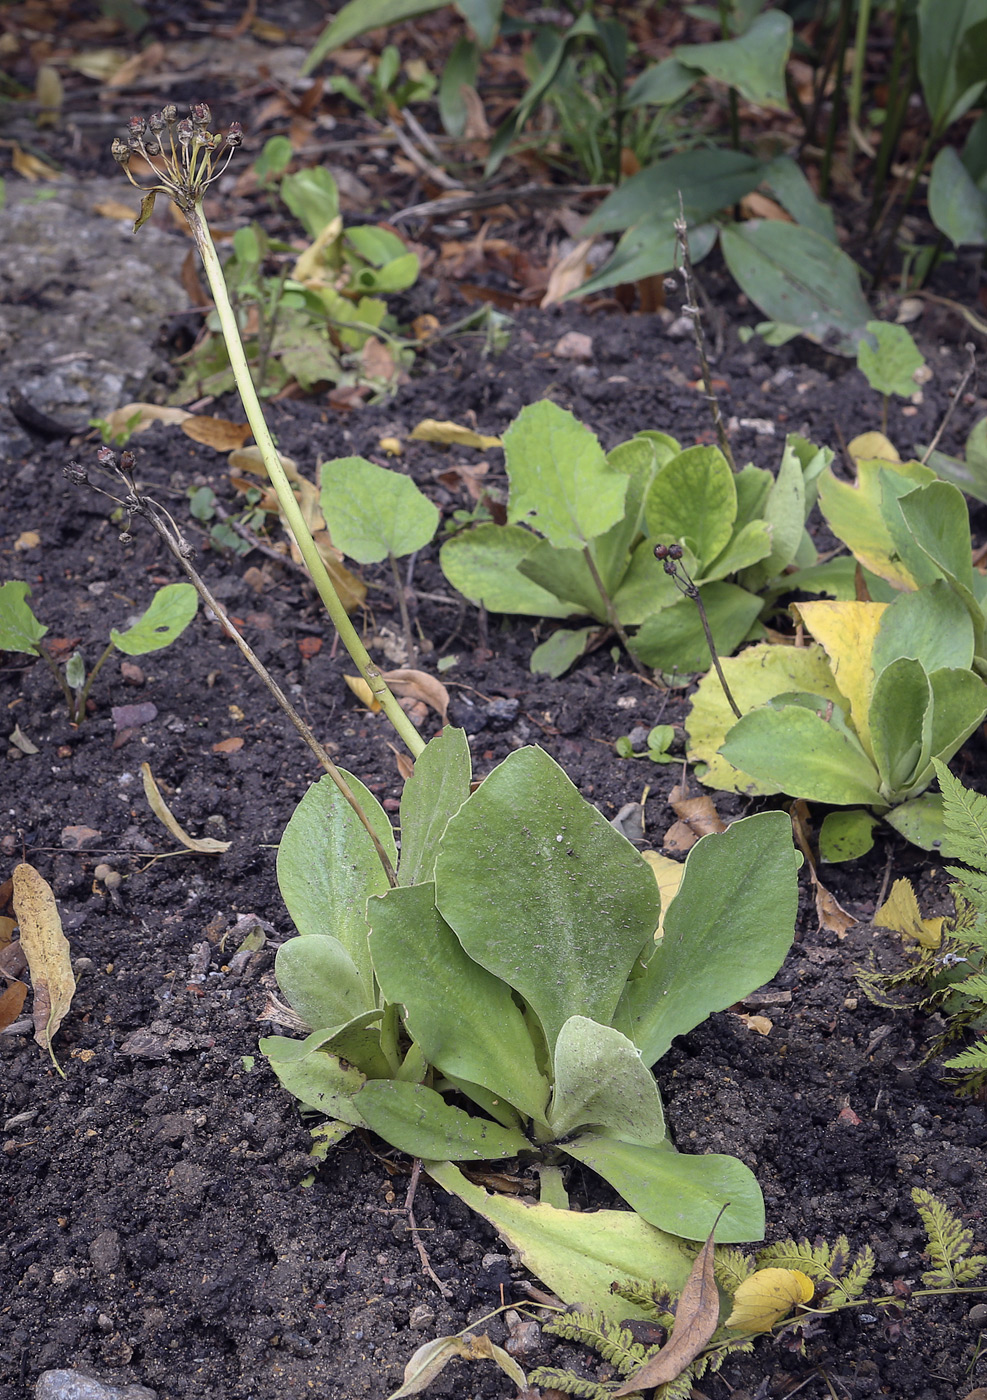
[{"x1": 12, "y1": 863, "x2": 76, "y2": 1073}]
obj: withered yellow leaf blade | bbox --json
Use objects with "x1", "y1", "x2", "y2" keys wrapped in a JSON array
[
  {"x1": 409, "y1": 419, "x2": 502, "y2": 450},
  {"x1": 848, "y1": 432, "x2": 900, "y2": 465},
  {"x1": 181, "y1": 416, "x2": 253, "y2": 451},
  {"x1": 12, "y1": 863, "x2": 76, "y2": 1069},
  {"x1": 344, "y1": 675, "x2": 382, "y2": 712},
  {"x1": 641, "y1": 850, "x2": 684, "y2": 940},
  {"x1": 613, "y1": 1215, "x2": 722, "y2": 1395},
  {"x1": 876, "y1": 877, "x2": 943, "y2": 949},
  {"x1": 140, "y1": 763, "x2": 231, "y2": 854},
  {"x1": 791, "y1": 600, "x2": 887, "y2": 760},
  {"x1": 725, "y1": 1268, "x2": 814, "y2": 1333},
  {"x1": 103, "y1": 402, "x2": 192, "y2": 438}
]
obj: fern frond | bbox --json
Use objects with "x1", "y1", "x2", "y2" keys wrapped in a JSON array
[
  {"x1": 855, "y1": 964, "x2": 930, "y2": 1010},
  {"x1": 840, "y1": 1243, "x2": 876, "y2": 1300},
  {"x1": 950, "y1": 972, "x2": 987, "y2": 1001},
  {"x1": 942, "y1": 1040, "x2": 987, "y2": 1070},
  {"x1": 543, "y1": 1310, "x2": 649, "y2": 1374},
  {"x1": 609, "y1": 1278, "x2": 676, "y2": 1327},
  {"x1": 935, "y1": 759, "x2": 987, "y2": 867},
  {"x1": 913, "y1": 1188, "x2": 987, "y2": 1287},
  {"x1": 947, "y1": 869, "x2": 987, "y2": 914},
  {"x1": 714, "y1": 1247, "x2": 757, "y2": 1294},
  {"x1": 756, "y1": 1238, "x2": 831, "y2": 1276},
  {"x1": 526, "y1": 1367, "x2": 614, "y2": 1399}
]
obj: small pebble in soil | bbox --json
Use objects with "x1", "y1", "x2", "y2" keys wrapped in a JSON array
[
  {"x1": 968, "y1": 1303, "x2": 987, "y2": 1330},
  {"x1": 408, "y1": 1305, "x2": 435, "y2": 1330},
  {"x1": 35, "y1": 1371, "x2": 156, "y2": 1400}
]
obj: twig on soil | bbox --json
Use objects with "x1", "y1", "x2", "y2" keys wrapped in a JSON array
[
  {"x1": 404, "y1": 1159, "x2": 454, "y2": 1299},
  {"x1": 921, "y1": 343, "x2": 977, "y2": 466}
]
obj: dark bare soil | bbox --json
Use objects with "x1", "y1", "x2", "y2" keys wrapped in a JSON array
[{"x1": 2, "y1": 3, "x2": 987, "y2": 1397}]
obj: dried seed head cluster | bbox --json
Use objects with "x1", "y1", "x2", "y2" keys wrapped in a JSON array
[{"x1": 112, "y1": 102, "x2": 242, "y2": 223}]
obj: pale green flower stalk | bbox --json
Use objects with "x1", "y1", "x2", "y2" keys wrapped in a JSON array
[{"x1": 113, "y1": 104, "x2": 424, "y2": 758}]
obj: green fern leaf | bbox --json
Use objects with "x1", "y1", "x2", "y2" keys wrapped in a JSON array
[
  {"x1": 913, "y1": 1187, "x2": 987, "y2": 1287},
  {"x1": 942, "y1": 1040, "x2": 987, "y2": 1070},
  {"x1": 935, "y1": 759, "x2": 987, "y2": 868},
  {"x1": 714, "y1": 1247, "x2": 757, "y2": 1293},
  {"x1": 526, "y1": 1367, "x2": 614, "y2": 1398}
]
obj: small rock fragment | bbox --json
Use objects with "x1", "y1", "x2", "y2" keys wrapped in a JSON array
[
  {"x1": 553, "y1": 331, "x2": 593, "y2": 362},
  {"x1": 61, "y1": 825, "x2": 102, "y2": 850},
  {"x1": 35, "y1": 1370, "x2": 156, "y2": 1400},
  {"x1": 88, "y1": 1229, "x2": 121, "y2": 1274},
  {"x1": 408, "y1": 1304, "x2": 435, "y2": 1330},
  {"x1": 111, "y1": 702, "x2": 157, "y2": 731}
]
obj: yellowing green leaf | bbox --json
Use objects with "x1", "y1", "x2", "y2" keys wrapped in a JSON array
[
  {"x1": 848, "y1": 431, "x2": 900, "y2": 464},
  {"x1": 409, "y1": 418, "x2": 502, "y2": 450},
  {"x1": 642, "y1": 850, "x2": 684, "y2": 938},
  {"x1": 817, "y1": 457, "x2": 935, "y2": 589},
  {"x1": 792, "y1": 601, "x2": 887, "y2": 759},
  {"x1": 875, "y1": 877, "x2": 943, "y2": 948},
  {"x1": 726, "y1": 1267, "x2": 814, "y2": 1332}
]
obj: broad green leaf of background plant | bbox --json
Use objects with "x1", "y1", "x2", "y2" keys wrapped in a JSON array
[
  {"x1": 926, "y1": 417, "x2": 987, "y2": 503},
  {"x1": 260, "y1": 1040, "x2": 368, "y2": 1123},
  {"x1": 279, "y1": 166, "x2": 340, "y2": 237},
  {"x1": 518, "y1": 540, "x2": 611, "y2": 621},
  {"x1": 675, "y1": 9, "x2": 792, "y2": 110},
  {"x1": 871, "y1": 581, "x2": 975, "y2": 677},
  {"x1": 687, "y1": 644, "x2": 844, "y2": 793},
  {"x1": 816, "y1": 457, "x2": 935, "y2": 588},
  {"x1": 302, "y1": 0, "x2": 445, "y2": 72},
  {"x1": 433, "y1": 747, "x2": 661, "y2": 1057},
  {"x1": 720, "y1": 221, "x2": 870, "y2": 354},
  {"x1": 0, "y1": 581, "x2": 47, "y2": 656},
  {"x1": 530, "y1": 626, "x2": 598, "y2": 679},
  {"x1": 645, "y1": 445, "x2": 736, "y2": 568},
  {"x1": 624, "y1": 56, "x2": 700, "y2": 108},
  {"x1": 439, "y1": 37, "x2": 480, "y2": 135},
  {"x1": 426, "y1": 1161, "x2": 696, "y2": 1323},
  {"x1": 701, "y1": 520, "x2": 773, "y2": 580},
  {"x1": 369, "y1": 882, "x2": 550, "y2": 1122},
  {"x1": 916, "y1": 0, "x2": 987, "y2": 135},
  {"x1": 857, "y1": 321, "x2": 926, "y2": 399},
  {"x1": 453, "y1": 0, "x2": 503, "y2": 48},
  {"x1": 440, "y1": 523, "x2": 578, "y2": 618},
  {"x1": 573, "y1": 220, "x2": 718, "y2": 298},
  {"x1": 884, "y1": 792, "x2": 948, "y2": 850},
  {"x1": 504, "y1": 401, "x2": 626, "y2": 550},
  {"x1": 760, "y1": 156, "x2": 837, "y2": 241},
  {"x1": 718, "y1": 704, "x2": 885, "y2": 806},
  {"x1": 630, "y1": 583, "x2": 763, "y2": 674},
  {"x1": 609, "y1": 538, "x2": 680, "y2": 626},
  {"x1": 355, "y1": 1079, "x2": 530, "y2": 1161},
  {"x1": 398, "y1": 726, "x2": 472, "y2": 887},
  {"x1": 819, "y1": 809, "x2": 879, "y2": 863},
  {"x1": 925, "y1": 669, "x2": 987, "y2": 774},
  {"x1": 868, "y1": 657, "x2": 933, "y2": 794},
  {"x1": 892, "y1": 480, "x2": 976, "y2": 591},
  {"x1": 320, "y1": 457, "x2": 439, "y2": 564},
  {"x1": 582, "y1": 149, "x2": 763, "y2": 236},
  {"x1": 591, "y1": 435, "x2": 667, "y2": 590},
  {"x1": 929, "y1": 146, "x2": 987, "y2": 246},
  {"x1": 111, "y1": 582, "x2": 198, "y2": 656},
  {"x1": 561, "y1": 1134, "x2": 764, "y2": 1243},
  {"x1": 547, "y1": 1017, "x2": 666, "y2": 1146},
  {"x1": 793, "y1": 600, "x2": 887, "y2": 757},
  {"x1": 616, "y1": 812, "x2": 797, "y2": 1066},
  {"x1": 277, "y1": 771, "x2": 397, "y2": 1004},
  {"x1": 274, "y1": 936, "x2": 372, "y2": 1032},
  {"x1": 739, "y1": 438, "x2": 807, "y2": 592}
]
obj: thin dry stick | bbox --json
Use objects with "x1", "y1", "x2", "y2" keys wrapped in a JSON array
[
  {"x1": 921, "y1": 343, "x2": 977, "y2": 466},
  {"x1": 672, "y1": 197, "x2": 737, "y2": 473},
  {"x1": 404, "y1": 1158, "x2": 454, "y2": 1299},
  {"x1": 65, "y1": 452, "x2": 398, "y2": 888}
]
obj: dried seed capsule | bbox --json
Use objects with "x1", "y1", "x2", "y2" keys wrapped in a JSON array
[
  {"x1": 111, "y1": 138, "x2": 131, "y2": 166},
  {"x1": 64, "y1": 462, "x2": 88, "y2": 485},
  {"x1": 96, "y1": 446, "x2": 117, "y2": 468}
]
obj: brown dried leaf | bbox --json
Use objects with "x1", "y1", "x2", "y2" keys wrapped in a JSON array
[
  {"x1": 814, "y1": 879, "x2": 856, "y2": 938},
  {"x1": 614, "y1": 1214, "x2": 722, "y2": 1394},
  {"x1": 11, "y1": 143, "x2": 62, "y2": 182},
  {"x1": 181, "y1": 416, "x2": 253, "y2": 451},
  {"x1": 541, "y1": 238, "x2": 595, "y2": 308},
  {"x1": 12, "y1": 863, "x2": 76, "y2": 1068},
  {"x1": 382, "y1": 669, "x2": 450, "y2": 723},
  {"x1": 669, "y1": 784, "x2": 726, "y2": 839},
  {"x1": 735, "y1": 1013, "x2": 773, "y2": 1035},
  {"x1": 0, "y1": 978, "x2": 28, "y2": 1030},
  {"x1": 361, "y1": 335, "x2": 397, "y2": 383},
  {"x1": 0, "y1": 915, "x2": 16, "y2": 948},
  {"x1": 35, "y1": 64, "x2": 63, "y2": 128},
  {"x1": 102, "y1": 402, "x2": 191, "y2": 438},
  {"x1": 140, "y1": 763, "x2": 231, "y2": 854},
  {"x1": 739, "y1": 192, "x2": 793, "y2": 222},
  {"x1": 387, "y1": 742, "x2": 415, "y2": 781},
  {"x1": 662, "y1": 818, "x2": 700, "y2": 855},
  {"x1": 92, "y1": 198, "x2": 140, "y2": 222},
  {"x1": 388, "y1": 1330, "x2": 526, "y2": 1398}
]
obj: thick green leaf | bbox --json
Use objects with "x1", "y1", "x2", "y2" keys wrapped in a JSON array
[
  {"x1": 701, "y1": 519, "x2": 773, "y2": 581},
  {"x1": 440, "y1": 523, "x2": 577, "y2": 618},
  {"x1": 676, "y1": 9, "x2": 791, "y2": 110},
  {"x1": 504, "y1": 401, "x2": 627, "y2": 550},
  {"x1": 439, "y1": 38, "x2": 480, "y2": 135},
  {"x1": 883, "y1": 792, "x2": 948, "y2": 850},
  {"x1": 917, "y1": 0, "x2": 987, "y2": 134},
  {"x1": 518, "y1": 541, "x2": 607, "y2": 620},
  {"x1": 593, "y1": 436, "x2": 664, "y2": 589},
  {"x1": 892, "y1": 480, "x2": 975, "y2": 590},
  {"x1": 434, "y1": 747, "x2": 662, "y2": 1056},
  {"x1": 645, "y1": 445, "x2": 737, "y2": 569},
  {"x1": 453, "y1": 0, "x2": 502, "y2": 48},
  {"x1": 0, "y1": 580, "x2": 47, "y2": 655},
  {"x1": 927, "y1": 668, "x2": 987, "y2": 764},
  {"x1": 615, "y1": 812, "x2": 797, "y2": 1066},
  {"x1": 368, "y1": 883, "x2": 550, "y2": 1122},
  {"x1": 719, "y1": 705, "x2": 885, "y2": 806},
  {"x1": 872, "y1": 580, "x2": 975, "y2": 676},
  {"x1": 816, "y1": 457, "x2": 934, "y2": 589},
  {"x1": 760, "y1": 155, "x2": 837, "y2": 241},
  {"x1": 279, "y1": 167, "x2": 339, "y2": 236},
  {"x1": 868, "y1": 658, "x2": 932, "y2": 795},
  {"x1": 610, "y1": 538, "x2": 680, "y2": 627},
  {"x1": 858, "y1": 321, "x2": 926, "y2": 399},
  {"x1": 582, "y1": 149, "x2": 764, "y2": 236},
  {"x1": 738, "y1": 438, "x2": 807, "y2": 592},
  {"x1": 260, "y1": 1041, "x2": 367, "y2": 1123},
  {"x1": 624, "y1": 56, "x2": 700, "y2": 108},
  {"x1": 320, "y1": 456, "x2": 438, "y2": 564},
  {"x1": 548, "y1": 1017, "x2": 665, "y2": 1146},
  {"x1": 721, "y1": 221, "x2": 870, "y2": 355},
  {"x1": 355, "y1": 1079, "x2": 530, "y2": 1160},
  {"x1": 926, "y1": 415, "x2": 987, "y2": 504},
  {"x1": 302, "y1": 0, "x2": 445, "y2": 71},
  {"x1": 929, "y1": 145, "x2": 987, "y2": 246},
  {"x1": 426, "y1": 1160, "x2": 695, "y2": 1321},
  {"x1": 818, "y1": 809, "x2": 879, "y2": 863},
  {"x1": 398, "y1": 727, "x2": 472, "y2": 887},
  {"x1": 275, "y1": 935, "x2": 372, "y2": 1030},
  {"x1": 111, "y1": 582, "x2": 198, "y2": 656},
  {"x1": 530, "y1": 626, "x2": 597, "y2": 678},
  {"x1": 573, "y1": 220, "x2": 718, "y2": 298},
  {"x1": 562, "y1": 1134, "x2": 764, "y2": 1243},
  {"x1": 277, "y1": 771, "x2": 397, "y2": 1003},
  {"x1": 630, "y1": 582, "x2": 762, "y2": 674}
]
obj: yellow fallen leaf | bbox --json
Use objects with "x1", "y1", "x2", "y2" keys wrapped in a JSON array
[
  {"x1": 35, "y1": 64, "x2": 63, "y2": 129},
  {"x1": 93, "y1": 198, "x2": 142, "y2": 222},
  {"x1": 409, "y1": 419, "x2": 502, "y2": 450},
  {"x1": 726, "y1": 1268, "x2": 814, "y2": 1333},
  {"x1": 11, "y1": 143, "x2": 62, "y2": 182},
  {"x1": 102, "y1": 402, "x2": 192, "y2": 438},
  {"x1": 848, "y1": 431, "x2": 900, "y2": 465},
  {"x1": 181, "y1": 416, "x2": 253, "y2": 451},
  {"x1": 66, "y1": 47, "x2": 130, "y2": 81},
  {"x1": 12, "y1": 863, "x2": 76, "y2": 1072},
  {"x1": 641, "y1": 850, "x2": 684, "y2": 939},
  {"x1": 379, "y1": 437, "x2": 403, "y2": 456},
  {"x1": 875, "y1": 877, "x2": 943, "y2": 949},
  {"x1": 735, "y1": 1013, "x2": 773, "y2": 1035},
  {"x1": 140, "y1": 763, "x2": 231, "y2": 854},
  {"x1": 345, "y1": 675, "x2": 382, "y2": 712},
  {"x1": 292, "y1": 215, "x2": 343, "y2": 287}
]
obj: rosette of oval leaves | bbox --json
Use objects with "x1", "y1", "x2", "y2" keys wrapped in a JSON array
[
  {"x1": 686, "y1": 441, "x2": 987, "y2": 861},
  {"x1": 440, "y1": 399, "x2": 835, "y2": 679},
  {"x1": 261, "y1": 726, "x2": 800, "y2": 1318}
]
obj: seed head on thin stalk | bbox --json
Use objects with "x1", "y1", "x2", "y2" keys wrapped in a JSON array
[
  {"x1": 654, "y1": 543, "x2": 743, "y2": 720},
  {"x1": 112, "y1": 102, "x2": 242, "y2": 227}
]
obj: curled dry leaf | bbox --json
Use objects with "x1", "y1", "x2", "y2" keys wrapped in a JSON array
[
  {"x1": 387, "y1": 742, "x2": 415, "y2": 782},
  {"x1": 101, "y1": 402, "x2": 192, "y2": 439},
  {"x1": 735, "y1": 1013, "x2": 773, "y2": 1035},
  {"x1": 12, "y1": 863, "x2": 76, "y2": 1070},
  {"x1": 541, "y1": 238, "x2": 595, "y2": 308},
  {"x1": 0, "y1": 978, "x2": 28, "y2": 1031},
  {"x1": 140, "y1": 763, "x2": 231, "y2": 853},
  {"x1": 725, "y1": 1267, "x2": 814, "y2": 1333},
  {"x1": 409, "y1": 419, "x2": 501, "y2": 450},
  {"x1": 790, "y1": 800, "x2": 856, "y2": 938},
  {"x1": 614, "y1": 1213, "x2": 723, "y2": 1396},
  {"x1": 181, "y1": 416, "x2": 254, "y2": 451},
  {"x1": 387, "y1": 1330, "x2": 526, "y2": 1399},
  {"x1": 664, "y1": 782, "x2": 726, "y2": 853},
  {"x1": 382, "y1": 669, "x2": 450, "y2": 723}
]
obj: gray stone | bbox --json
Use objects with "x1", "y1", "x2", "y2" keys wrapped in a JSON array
[
  {"x1": 88, "y1": 1229, "x2": 121, "y2": 1274},
  {"x1": 35, "y1": 1370, "x2": 156, "y2": 1400}
]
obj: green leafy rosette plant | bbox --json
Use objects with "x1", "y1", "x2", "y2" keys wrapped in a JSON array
[
  {"x1": 112, "y1": 103, "x2": 801, "y2": 1325},
  {"x1": 440, "y1": 399, "x2": 833, "y2": 678}
]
